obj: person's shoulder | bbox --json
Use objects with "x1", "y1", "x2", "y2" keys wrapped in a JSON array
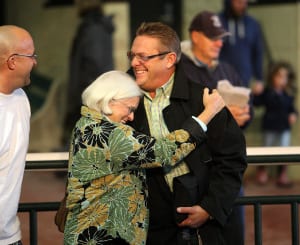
[
  {"x1": 14, "y1": 87, "x2": 27, "y2": 96},
  {"x1": 219, "y1": 61, "x2": 238, "y2": 72},
  {"x1": 216, "y1": 61, "x2": 237, "y2": 76},
  {"x1": 11, "y1": 88, "x2": 29, "y2": 103},
  {"x1": 217, "y1": 61, "x2": 244, "y2": 86},
  {"x1": 175, "y1": 62, "x2": 206, "y2": 88},
  {"x1": 178, "y1": 54, "x2": 205, "y2": 72},
  {"x1": 244, "y1": 14, "x2": 261, "y2": 26},
  {"x1": 0, "y1": 88, "x2": 27, "y2": 99},
  {"x1": 0, "y1": 88, "x2": 30, "y2": 116},
  {"x1": 180, "y1": 52, "x2": 193, "y2": 65}
]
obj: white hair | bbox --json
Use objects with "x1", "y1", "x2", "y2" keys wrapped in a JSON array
[{"x1": 82, "y1": 70, "x2": 142, "y2": 114}]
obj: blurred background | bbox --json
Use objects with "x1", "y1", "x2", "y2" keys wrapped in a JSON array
[
  {"x1": 1, "y1": 1, "x2": 300, "y2": 244},
  {"x1": 2, "y1": 0, "x2": 299, "y2": 179}
]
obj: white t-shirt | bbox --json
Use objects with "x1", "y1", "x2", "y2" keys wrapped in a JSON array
[{"x1": 0, "y1": 88, "x2": 30, "y2": 244}]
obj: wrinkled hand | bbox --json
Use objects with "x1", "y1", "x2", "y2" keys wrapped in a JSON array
[
  {"x1": 227, "y1": 104, "x2": 250, "y2": 126},
  {"x1": 198, "y1": 88, "x2": 226, "y2": 125},
  {"x1": 203, "y1": 88, "x2": 225, "y2": 114},
  {"x1": 176, "y1": 205, "x2": 210, "y2": 228}
]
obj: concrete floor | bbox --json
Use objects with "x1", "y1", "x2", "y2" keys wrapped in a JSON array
[{"x1": 18, "y1": 169, "x2": 300, "y2": 245}]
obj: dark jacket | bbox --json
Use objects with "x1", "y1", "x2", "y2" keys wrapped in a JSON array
[
  {"x1": 64, "y1": 10, "x2": 114, "y2": 142},
  {"x1": 253, "y1": 88, "x2": 298, "y2": 132},
  {"x1": 180, "y1": 40, "x2": 253, "y2": 129},
  {"x1": 128, "y1": 61, "x2": 247, "y2": 245},
  {"x1": 219, "y1": 0, "x2": 264, "y2": 86},
  {"x1": 180, "y1": 41, "x2": 243, "y2": 88}
]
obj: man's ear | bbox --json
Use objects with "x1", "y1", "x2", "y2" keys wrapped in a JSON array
[
  {"x1": 166, "y1": 52, "x2": 177, "y2": 69},
  {"x1": 6, "y1": 56, "x2": 16, "y2": 70},
  {"x1": 191, "y1": 31, "x2": 201, "y2": 45}
]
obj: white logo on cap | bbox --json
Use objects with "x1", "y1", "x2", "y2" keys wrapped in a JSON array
[{"x1": 211, "y1": 15, "x2": 222, "y2": 28}]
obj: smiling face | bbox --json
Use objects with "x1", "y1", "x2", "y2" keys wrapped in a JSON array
[
  {"x1": 0, "y1": 26, "x2": 37, "y2": 94},
  {"x1": 13, "y1": 33, "x2": 37, "y2": 88},
  {"x1": 107, "y1": 96, "x2": 140, "y2": 123},
  {"x1": 129, "y1": 35, "x2": 176, "y2": 93}
]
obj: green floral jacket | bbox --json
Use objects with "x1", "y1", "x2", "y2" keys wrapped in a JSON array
[{"x1": 64, "y1": 106, "x2": 202, "y2": 245}]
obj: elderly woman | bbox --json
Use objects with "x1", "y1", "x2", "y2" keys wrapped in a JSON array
[{"x1": 63, "y1": 70, "x2": 224, "y2": 245}]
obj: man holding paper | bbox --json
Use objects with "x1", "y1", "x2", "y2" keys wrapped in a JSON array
[
  {"x1": 180, "y1": 10, "x2": 251, "y2": 245},
  {"x1": 181, "y1": 11, "x2": 251, "y2": 128}
]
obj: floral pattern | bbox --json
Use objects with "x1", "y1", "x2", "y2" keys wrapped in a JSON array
[
  {"x1": 77, "y1": 226, "x2": 114, "y2": 244},
  {"x1": 64, "y1": 106, "x2": 197, "y2": 245}
]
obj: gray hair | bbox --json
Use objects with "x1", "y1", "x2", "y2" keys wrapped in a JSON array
[{"x1": 82, "y1": 70, "x2": 142, "y2": 114}]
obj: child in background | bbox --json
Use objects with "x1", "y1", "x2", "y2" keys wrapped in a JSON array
[{"x1": 253, "y1": 61, "x2": 298, "y2": 187}]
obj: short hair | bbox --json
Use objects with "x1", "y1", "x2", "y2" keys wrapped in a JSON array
[
  {"x1": 82, "y1": 70, "x2": 142, "y2": 114},
  {"x1": 136, "y1": 22, "x2": 181, "y2": 62}
]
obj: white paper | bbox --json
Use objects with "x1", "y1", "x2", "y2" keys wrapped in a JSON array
[{"x1": 217, "y1": 80, "x2": 251, "y2": 107}]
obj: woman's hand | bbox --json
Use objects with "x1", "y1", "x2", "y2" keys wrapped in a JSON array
[{"x1": 198, "y1": 88, "x2": 225, "y2": 125}]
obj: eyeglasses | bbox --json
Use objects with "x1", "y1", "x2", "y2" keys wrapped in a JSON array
[
  {"x1": 127, "y1": 51, "x2": 171, "y2": 62},
  {"x1": 7, "y1": 53, "x2": 38, "y2": 62},
  {"x1": 113, "y1": 99, "x2": 137, "y2": 115}
]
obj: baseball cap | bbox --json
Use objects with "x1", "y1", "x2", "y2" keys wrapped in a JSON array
[{"x1": 189, "y1": 11, "x2": 230, "y2": 39}]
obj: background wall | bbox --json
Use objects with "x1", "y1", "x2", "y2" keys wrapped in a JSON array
[
  {"x1": 5, "y1": 0, "x2": 130, "y2": 151},
  {"x1": 4, "y1": 1, "x2": 300, "y2": 158}
]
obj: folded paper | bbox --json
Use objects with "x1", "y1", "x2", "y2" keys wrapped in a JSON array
[{"x1": 217, "y1": 80, "x2": 251, "y2": 107}]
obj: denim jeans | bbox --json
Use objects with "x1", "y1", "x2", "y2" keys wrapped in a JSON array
[{"x1": 264, "y1": 130, "x2": 291, "y2": 147}]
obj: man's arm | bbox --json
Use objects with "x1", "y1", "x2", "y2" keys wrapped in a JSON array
[{"x1": 177, "y1": 107, "x2": 247, "y2": 227}]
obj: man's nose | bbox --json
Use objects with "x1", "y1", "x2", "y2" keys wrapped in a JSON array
[{"x1": 215, "y1": 39, "x2": 223, "y2": 47}]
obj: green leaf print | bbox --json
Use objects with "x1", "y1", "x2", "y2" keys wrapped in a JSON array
[
  {"x1": 72, "y1": 148, "x2": 111, "y2": 182},
  {"x1": 108, "y1": 128, "x2": 134, "y2": 170}
]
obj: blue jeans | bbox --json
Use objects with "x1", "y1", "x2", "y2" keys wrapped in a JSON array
[
  {"x1": 264, "y1": 130, "x2": 291, "y2": 147},
  {"x1": 264, "y1": 130, "x2": 291, "y2": 177}
]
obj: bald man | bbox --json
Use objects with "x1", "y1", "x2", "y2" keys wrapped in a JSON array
[{"x1": 0, "y1": 25, "x2": 37, "y2": 245}]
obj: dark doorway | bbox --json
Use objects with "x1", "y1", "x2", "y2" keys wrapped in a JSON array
[
  {"x1": 129, "y1": 0, "x2": 182, "y2": 42},
  {"x1": 0, "y1": 0, "x2": 5, "y2": 25}
]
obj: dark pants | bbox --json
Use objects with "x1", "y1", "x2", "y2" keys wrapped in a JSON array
[
  {"x1": 9, "y1": 241, "x2": 22, "y2": 245},
  {"x1": 177, "y1": 228, "x2": 200, "y2": 245},
  {"x1": 222, "y1": 187, "x2": 245, "y2": 245}
]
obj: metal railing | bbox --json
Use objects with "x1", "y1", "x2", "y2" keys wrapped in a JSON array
[
  {"x1": 236, "y1": 195, "x2": 300, "y2": 245},
  {"x1": 20, "y1": 147, "x2": 300, "y2": 245}
]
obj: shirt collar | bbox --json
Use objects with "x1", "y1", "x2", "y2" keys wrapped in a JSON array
[
  {"x1": 194, "y1": 56, "x2": 219, "y2": 72},
  {"x1": 143, "y1": 73, "x2": 174, "y2": 100}
]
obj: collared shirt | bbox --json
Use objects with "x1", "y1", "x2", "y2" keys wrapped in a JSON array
[
  {"x1": 143, "y1": 74, "x2": 192, "y2": 191},
  {"x1": 194, "y1": 56, "x2": 219, "y2": 73}
]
